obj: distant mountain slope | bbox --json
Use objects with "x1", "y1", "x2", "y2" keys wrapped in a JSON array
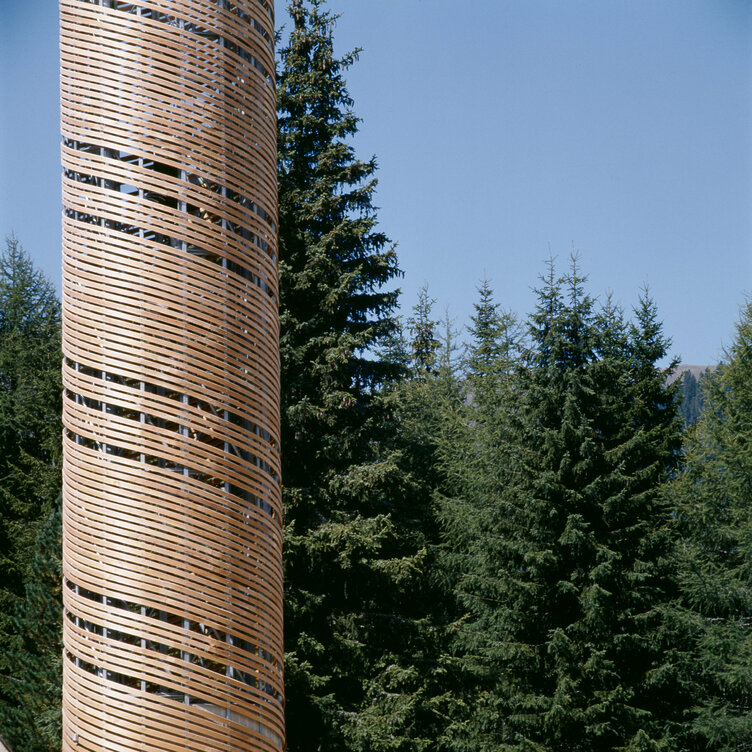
[
  {"x1": 666, "y1": 364, "x2": 718, "y2": 384},
  {"x1": 671, "y1": 365, "x2": 717, "y2": 426}
]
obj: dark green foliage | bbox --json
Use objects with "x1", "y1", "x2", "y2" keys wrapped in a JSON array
[
  {"x1": 0, "y1": 236, "x2": 62, "y2": 701},
  {"x1": 277, "y1": 0, "x2": 400, "y2": 492},
  {"x1": 277, "y1": 3, "x2": 437, "y2": 748},
  {"x1": 436, "y1": 280, "x2": 524, "y2": 749},
  {"x1": 0, "y1": 496, "x2": 62, "y2": 752},
  {"x1": 277, "y1": 0, "x2": 400, "y2": 421},
  {"x1": 440, "y1": 261, "x2": 692, "y2": 751},
  {"x1": 670, "y1": 301, "x2": 752, "y2": 750},
  {"x1": 407, "y1": 286, "x2": 441, "y2": 376},
  {"x1": 466, "y1": 279, "x2": 521, "y2": 388},
  {"x1": 342, "y1": 311, "x2": 464, "y2": 751},
  {"x1": 353, "y1": 297, "x2": 465, "y2": 751}
]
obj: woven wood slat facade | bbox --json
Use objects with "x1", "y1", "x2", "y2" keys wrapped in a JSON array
[{"x1": 59, "y1": 2, "x2": 282, "y2": 749}]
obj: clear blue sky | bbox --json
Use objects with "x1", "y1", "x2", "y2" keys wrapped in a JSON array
[{"x1": 1, "y1": 0, "x2": 750, "y2": 364}]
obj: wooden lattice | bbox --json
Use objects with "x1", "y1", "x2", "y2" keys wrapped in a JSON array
[{"x1": 60, "y1": 2, "x2": 282, "y2": 749}]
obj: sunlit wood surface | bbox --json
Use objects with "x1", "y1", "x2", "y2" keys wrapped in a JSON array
[{"x1": 60, "y1": 2, "x2": 282, "y2": 750}]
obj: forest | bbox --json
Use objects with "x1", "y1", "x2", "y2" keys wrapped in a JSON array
[{"x1": 1, "y1": 2, "x2": 751, "y2": 750}]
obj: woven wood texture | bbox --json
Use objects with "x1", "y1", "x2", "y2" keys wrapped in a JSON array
[{"x1": 60, "y1": 1, "x2": 282, "y2": 750}]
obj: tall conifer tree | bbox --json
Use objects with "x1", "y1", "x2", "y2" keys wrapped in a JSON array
[
  {"x1": 671, "y1": 301, "x2": 752, "y2": 749},
  {"x1": 441, "y1": 260, "x2": 692, "y2": 751},
  {"x1": 0, "y1": 236, "x2": 61, "y2": 707},
  {"x1": 345, "y1": 295, "x2": 466, "y2": 751},
  {"x1": 276, "y1": 3, "x2": 429, "y2": 748},
  {"x1": 407, "y1": 286, "x2": 441, "y2": 376},
  {"x1": 437, "y1": 280, "x2": 523, "y2": 750},
  {"x1": 0, "y1": 497, "x2": 62, "y2": 752}
]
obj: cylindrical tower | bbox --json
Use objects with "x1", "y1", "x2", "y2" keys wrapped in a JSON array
[{"x1": 59, "y1": 2, "x2": 282, "y2": 750}]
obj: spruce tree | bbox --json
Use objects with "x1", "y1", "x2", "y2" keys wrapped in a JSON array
[
  {"x1": 441, "y1": 260, "x2": 692, "y2": 751},
  {"x1": 437, "y1": 280, "x2": 523, "y2": 750},
  {"x1": 0, "y1": 236, "x2": 62, "y2": 706},
  {"x1": 343, "y1": 296, "x2": 465, "y2": 751},
  {"x1": 670, "y1": 300, "x2": 752, "y2": 749},
  {"x1": 407, "y1": 285, "x2": 441, "y2": 376},
  {"x1": 464, "y1": 279, "x2": 522, "y2": 413},
  {"x1": 277, "y1": 0, "x2": 400, "y2": 491},
  {"x1": 277, "y1": 3, "x2": 427, "y2": 748},
  {"x1": 0, "y1": 497, "x2": 62, "y2": 752}
]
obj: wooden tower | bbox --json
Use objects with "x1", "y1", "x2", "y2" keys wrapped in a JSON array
[{"x1": 60, "y1": 1, "x2": 283, "y2": 749}]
